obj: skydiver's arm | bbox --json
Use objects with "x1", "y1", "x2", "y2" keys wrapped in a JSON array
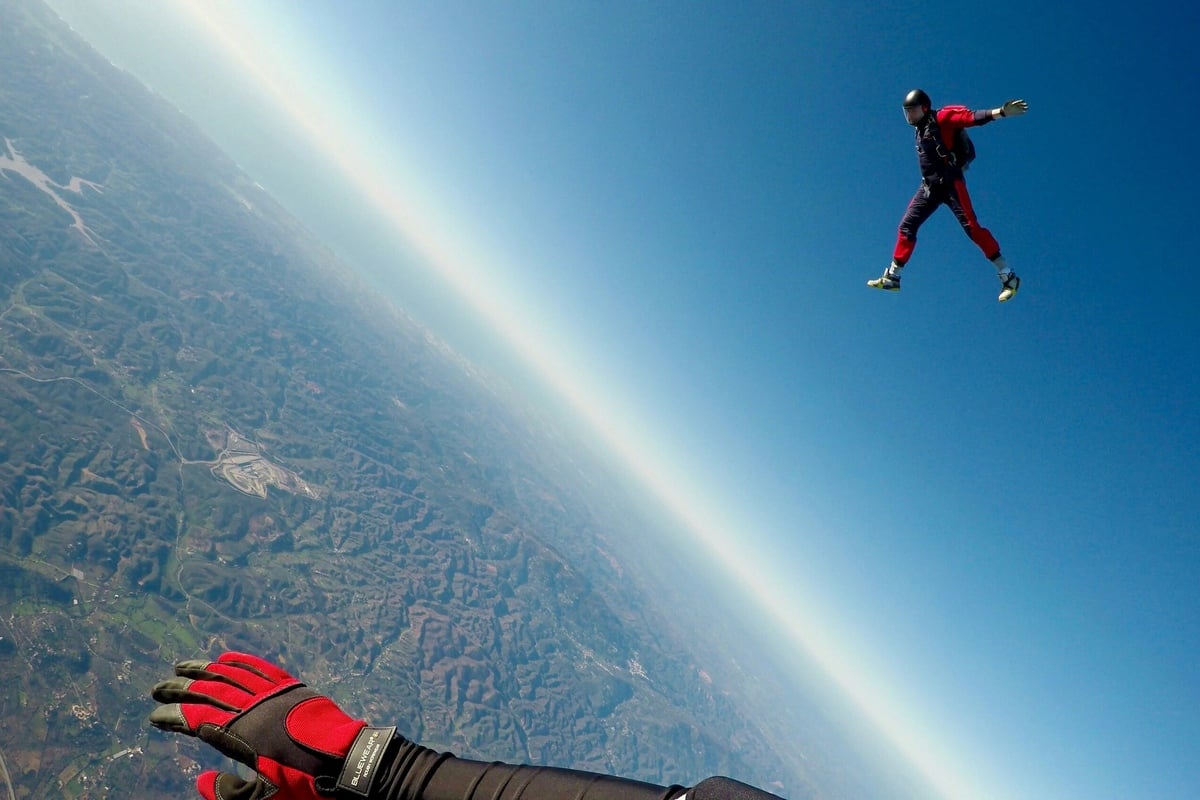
[
  {"x1": 377, "y1": 748, "x2": 785, "y2": 800},
  {"x1": 373, "y1": 744, "x2": 687, "y2": 800},
  {"x1": 936, "y1": 105, "x2": 995, "y2": 130},
  {"x1": 148, "y1": 652, "x2": 790, "y2": 800}
]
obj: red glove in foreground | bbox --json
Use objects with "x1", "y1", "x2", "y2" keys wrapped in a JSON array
[
  {"x1": 150, "y1": 651, "x2": 786, "y2": 800},
  {"x1": 149, "y1": 651, "x2": 397, "y2": 800}
]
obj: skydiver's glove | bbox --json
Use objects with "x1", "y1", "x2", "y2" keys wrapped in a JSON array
[
  {"x1": 150, "y1": 652, "x2": 784, "y2": 800},
  {"x1": 999, "y1": 98, "x2": 1028, "y2": 117},
  {"x1": 149, "y1": 651, "x2": 406, "y2": 800}
]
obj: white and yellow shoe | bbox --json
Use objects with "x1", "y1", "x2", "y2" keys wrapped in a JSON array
[
  {"x1": 867, "y1": 267, "x2": 901, "y2": 292},
  {"x1": 998, "y1": 271, "x2": 1020, "y2": 303}
]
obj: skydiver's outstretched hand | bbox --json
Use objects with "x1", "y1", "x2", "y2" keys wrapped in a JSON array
[
  {"x1": 149, "y1": 651, "x2": 405, "y2": 800},
  {"x1": 1000, "y1": 98, "x2": 1028, "y2": 117},
  {"x1": 150, "y1": 651, "x2": 788, "y2": 800}
]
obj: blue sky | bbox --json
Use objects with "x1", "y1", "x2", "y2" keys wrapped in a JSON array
[{"x1": 42, "y1": 1, "x2": 1200, "y2": 798}]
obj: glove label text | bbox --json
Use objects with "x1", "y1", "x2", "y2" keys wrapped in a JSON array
[{"x1": 337, "y1": 726, "x2": 397, "y2": 798}]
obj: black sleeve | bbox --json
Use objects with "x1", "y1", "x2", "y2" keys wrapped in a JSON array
[
  {"x1": 419, "y1": 757, "x2": 687, "y2": 800},
  {"x1": 689, "y1": 776, "x2": 787, "y2": 800},
  {"x1": 371, "y1": 738, "x2": 785, "y2": 800}
]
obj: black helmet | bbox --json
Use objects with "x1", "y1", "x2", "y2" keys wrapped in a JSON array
[{"x1": 903, "y1": 89, "x2": 931, "y2": 109}]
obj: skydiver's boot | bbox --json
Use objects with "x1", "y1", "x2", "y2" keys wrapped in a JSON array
[
  {"x1": 998, "y1": 271, "x2": 1020, "y2": 302},
  {"x1": 992, "y1": 255, "x2": 1020, "y2": 303},
  {"x1": 867, "y1": 261, "x2": 902, "y2": 292}
]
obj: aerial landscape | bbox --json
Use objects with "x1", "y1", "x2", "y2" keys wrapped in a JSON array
[
  {"x1": 7, "y1": 1, "x2": 1200, "y2": 798},
  {"x1": 0, "y1": 2, "x2": 896, "y2": 798}
]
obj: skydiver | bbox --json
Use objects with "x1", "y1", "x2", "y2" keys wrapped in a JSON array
[
  {"x1": 149, "y1": 651, "x2": 787, "y2": 800},
  {"x1": 868, "y1": 90, "x2": 1029, "y2": 302}
]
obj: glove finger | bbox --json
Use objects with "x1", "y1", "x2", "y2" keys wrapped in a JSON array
[
  {"x1": 184, "y1": 675, "x2": 267, "y2": 708},
  {"x1": 151, "y1": 677, "x2": 246, "y2": 731},
  {"x1": 173, "y1": 653, "x2": 301, "y2": 699},
  {"x1": 152, "y1": 677, "x2": 242, "y2": 710},
  {"x1": 198, "y1": 770, "x2": 265, "y2": 800},
  {"x1": 191, "y1": 660, "x2": 291, "y2": 697},
  {"x1": 173, "y1": 658, "x2": 218, "y2": 678},
  {"x1": 155, "y1": 675, "x2": 254, "y2": 713},
  {"x1": 148, "y1": 702, "x2": 207, "y2": 735},
  {"x1": 196, "y1": 770, "x2": 221, "y2": 800},
  {"x1": 215, "y1": 651, "x2": 303, "y2": 686},
  {"x1": 173, "y1": 660, "x2": 248, "y2": 686}
]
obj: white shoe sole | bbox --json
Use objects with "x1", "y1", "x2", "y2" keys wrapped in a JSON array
[
  {"x1": 998, "y1": 275, "x2": 1020, "y2": 302},
  {"x1": 867, "y1": 280, "x2": 900, "y2": 291}
]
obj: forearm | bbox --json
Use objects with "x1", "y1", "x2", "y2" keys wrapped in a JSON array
[
  {"x1": 372, "y1": 740, "x2": 685, "y2": 800},
  {"x1": 149, "y1": 652, "x2": 792, "y2": 800},
  {"x1": 420, "y1": 757, "x2": 686, "y2": 800},
  {"x1": 372, "y1": 739, "x2": 784, "y2": 800}
]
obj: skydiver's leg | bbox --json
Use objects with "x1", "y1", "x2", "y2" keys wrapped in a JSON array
[
  {"x1": 948, "y1": 179, "x2": 1020, "y2": 300},
  {"x1": 947, "y1": 179, "x2": 1001, "y2": 260},
  {"x1": 892, "y1": 184, "x2": 941, "y2": 267}
]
